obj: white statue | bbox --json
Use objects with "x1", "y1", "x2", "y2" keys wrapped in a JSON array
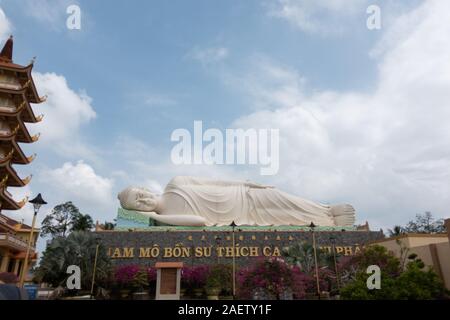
[{"x1": 117, "y1": 176, "x2": 355, "y2": 227}]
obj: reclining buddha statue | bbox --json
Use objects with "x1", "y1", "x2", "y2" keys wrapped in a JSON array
[{"x1": 117, "y1": 176, "x2": 356, "y2": 227}]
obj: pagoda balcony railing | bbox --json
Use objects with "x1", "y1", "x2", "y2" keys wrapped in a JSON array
[
  {"x1": 0, "y1": 75, "x2": 22, "y2": 90},
  {"x1": 0, "y1": 232, "x2": 34, "y2": 251},
  {"x1": 0, "y1": 81, "x2": 21, "y2": 91}
]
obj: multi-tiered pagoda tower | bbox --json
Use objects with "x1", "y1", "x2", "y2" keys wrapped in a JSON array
[{"x1": 0, "y1": 36, "x2": 44, "y2": 212}]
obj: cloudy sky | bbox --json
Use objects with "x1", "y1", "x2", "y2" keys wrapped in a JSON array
[{"x1": 0, "y1": 0, "x2": 449, "y2": 242}]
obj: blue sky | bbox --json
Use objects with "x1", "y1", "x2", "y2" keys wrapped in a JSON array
[{"x1": 1, "y1": 0, "x2": 449, "y2": 242}]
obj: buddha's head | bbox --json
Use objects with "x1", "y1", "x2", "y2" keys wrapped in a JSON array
[{"x1": 117, "y1": 186, "x2": 159, "y2": 212}]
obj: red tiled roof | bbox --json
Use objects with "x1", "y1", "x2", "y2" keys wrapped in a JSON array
[{"x1": 0, "y1": 36, "x2": 13, "y2": 63}]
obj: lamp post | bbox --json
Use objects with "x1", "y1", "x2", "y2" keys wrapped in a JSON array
[
  {"x1": 90, "y1": 237, "x2": 102, "y2": 299},
  {"x1": 19, "y1": 193, "x2": 47, "y2": 288},
  {"x1": 309, "y1": 222, "x2": 320, "y2": 298},
  {"x1": 215, "y1": 236, "x2": 222, "y2": 265},
  {"x1": 230, "y1": 221, "x2": 237, "y2": 299},
  {"x1": 329, "y1": 236, "x2": 340, "y2": 291}
]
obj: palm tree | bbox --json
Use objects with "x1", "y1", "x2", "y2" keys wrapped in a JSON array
[
  {"x1": 102, "y1": 221, "x2": 116, "y2": 230},
  {"x1": 282, "y1": 242, "x2": 333, "y2": 274},
  {"x1": 387, "y1": 225, "x2": 404, "y2": 237},
  {"x1": 34, "y1": 231, "x2": 111, "y2": 292}
]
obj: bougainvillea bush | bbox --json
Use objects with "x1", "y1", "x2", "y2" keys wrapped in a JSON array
[
  {"x1": 181, "y1": 265, "x2": 210, "y2": 291},
  {"x1": 237, "y1": 258, "x2": 307, "y2": 300},
  {"x1": 147, "y1": 267, "x2": 157, "y2": 293},
  {"x1": 114, "y1": 265, "x2": 148, "y2": 290},
  {"x1": 147, "y1": 267, "x2": 157, "y2": 283},
  {"x1": 206, "y1": 264, "x2": 233, "y2": 295}
]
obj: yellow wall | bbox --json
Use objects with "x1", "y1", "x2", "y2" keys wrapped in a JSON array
[
  {"x1": 436, "y1": 242, "x2": 450, "y2": 289},
  {"x1": 371, "y1": 234, "x2": 450, "y2": 290},
  {"x1": 15, "y1": 230, "x2": 39, "y2": 247},
  {"x1": 407, "y1": 235, "x2": 448, "y2": 247}
]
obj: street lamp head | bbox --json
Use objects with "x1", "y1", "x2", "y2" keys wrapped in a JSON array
[
  {"x1": 29, "y1": 193, "x2": 47, "y2": 213},
  {"x1": 230, "y1": 221, "x2": 237, "y2": 228},
  {"x1": 309, "y1": 222, "x2": 316, "y2": 229}
]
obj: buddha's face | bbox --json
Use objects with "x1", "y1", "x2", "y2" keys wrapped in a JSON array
[{"x1": 118, "y1": 187, "x2": 158, "y2": 212}]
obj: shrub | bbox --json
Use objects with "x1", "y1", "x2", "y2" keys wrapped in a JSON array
[
  {"x1": 237, "y1": 258, "x2": 307, "y2": 299},
  {"x1": 205, "y1": 264, "x2": 232, "y2": 295},
  {"x1": 181, "y1": 265, "x2": 210, "y2": 291},
  {"x1": 147, "y1": 267, "x2": 157, "y2": 283},
  {"x1": 340, "y1": 246, "x2": 449, "y2": 300},
  {"x1": 114, "y1": 265, "x2": 148, "y2": 290},
  {"x1": 147, "y1": 267, "x2": 157, "y2": 294}
]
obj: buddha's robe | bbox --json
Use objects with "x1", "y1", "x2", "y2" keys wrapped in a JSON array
[{"x1": 157, "y1": 176, "x2": 355, "y2": 226}]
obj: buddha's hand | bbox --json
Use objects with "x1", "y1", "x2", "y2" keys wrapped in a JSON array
[{"x1": 245, "y1": 181, "x2": 274, "y2": 189}]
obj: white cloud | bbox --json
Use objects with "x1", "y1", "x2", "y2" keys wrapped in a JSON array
[
  {"x1": 221, "y1": 55, "x2": 306, "y2": 110},
  {"x1": 0, "y1": 6, "x2": 95, "y2": 159},
  {"x1": 43, "y1": 161, "x2": 114, "y2": 208},
  {"x1": 111, "y1": 135, "x2": 246, "y2": 196},
  {"x1": 19, "y1": 0, "x2": 75, "y2": 30},
  {"x1": 31, "y1": 72, "x2": 97, "y2": 158},
  {"x1": 3, "y1": 161, "x2": 116, "y2": 236},
  {"x1": 268, "y1": 0, "x2": 369, "y2": 35},
  {"x1": 0, "y1": 7, "x2": 11, "y2": 40},
  {"x1": 229, "y1": 0, "x2": 450, "y2": 229},
  {"x1": 187, "y1": 46, "x2": 229, "y2": 65},
  {"x1": 5, "y1": 185, "x2": 36, "y2": 226}
]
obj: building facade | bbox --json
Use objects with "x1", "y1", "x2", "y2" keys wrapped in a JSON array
[
  {"x1": 370, "y1": 223, "x2": 450, "y2": 290},
  {"x1": 0, "y1": 213, "x2": 39, "y2": 281},
  {"x1": 0, "y1": 36, "x2": 43, "y2": 282}
]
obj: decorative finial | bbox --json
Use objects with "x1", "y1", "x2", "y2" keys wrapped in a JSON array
[{"x1": 0, "y1": 35, "x2": 13, "y2": 62}]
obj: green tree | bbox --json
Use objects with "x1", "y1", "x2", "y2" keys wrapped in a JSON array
[
  {"x1": 282, "y1": 242, "x2": 316, "y2": 274},
  {"x1": 394, "y1": 257, "x2": 448, "y2": 299},
  {"x1": 404, "y1": 212, "x2": 445, "y2": 234},
  {"x1": 340, "y1": 245, "x2": 448, "y2": 299},
  {"x1": 351, "y1": 245, "x2": 401, "y2": 275},
  {"x1": 34, "y1": 231, "x2": 111, "y2": 291},
  {"x1": 71, "y1": 212, "x2": 94, "y2": 232},
  {"x1": 102, "y1": 221, "x2": 116, "y2": 230},
  {"x1": 387, "y1": 225, "x2": 404, "y2": 237},
  {"x1": 282, "y1": 242, "x2": 335, "y2": 274},
  {"x1": 40, "y1": 202, "x2": 94, "y2": 238}
]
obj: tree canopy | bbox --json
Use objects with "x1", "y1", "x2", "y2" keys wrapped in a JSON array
[
  {"x1": 34, "y1": 231, "x2": 111, "y2": 290},
  {"x1": 40, "y1": 202, "x2": 94, "y2": 238},
  {"x1": 340, "y1": 245, "x2": 448, "y2": 299},
  {"x1": 388, "y1": 212, "x2": 445, "y2": 236}
]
